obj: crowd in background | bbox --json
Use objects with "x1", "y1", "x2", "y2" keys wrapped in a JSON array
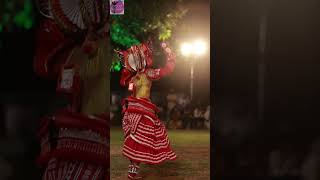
[{"x1": 110, "y1": 89, "x2": 211, "y2": 130}]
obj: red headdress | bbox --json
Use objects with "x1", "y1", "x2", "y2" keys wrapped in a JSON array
[
  {"x1": 116, "y1": 41, "x2": 176, "y2": 87},
  {"x1": 37, "y1": 0, "x2": 110, "y2": 35},
  {"x1": 115, "y1": 40, "x2": 153, "y2": 72}
]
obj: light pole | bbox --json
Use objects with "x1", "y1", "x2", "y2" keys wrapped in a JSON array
[{"x1": 180, "y1": 40, "x2": 207, "y2": 101}]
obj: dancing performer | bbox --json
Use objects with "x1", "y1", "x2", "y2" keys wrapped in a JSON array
[
  {"x1": 34, "y1": 0, "x2": 110, "y2": 179},
  {"x1": 116, "y1": 40, "x2": 177, "y2": 179}
]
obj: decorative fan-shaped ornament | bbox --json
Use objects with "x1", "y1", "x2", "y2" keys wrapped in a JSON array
[
  {"x1": 125, "y1": 46, "x2": 147, "y2": 72},
  {"x1": 80, "y1": 0, "x2": 110, "y2": 29},
  {"x1": 49, "y1": 0, "x2": 109, "y2": 33},
  {"x1": 50, "y1": 0, "x2": 85, "y2": 32},
  {"x1": 36, "y1": 0, "x2": 53, "y2": 19}
]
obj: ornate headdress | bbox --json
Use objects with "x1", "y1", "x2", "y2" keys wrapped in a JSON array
[
  {"x1": 115, "y1": 40, "x2": 153, "y2": 72},
  {"x1": 37, "y1": 0, "x2": 110, "y2": 35}
]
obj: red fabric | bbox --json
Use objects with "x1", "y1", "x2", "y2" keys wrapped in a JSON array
[
  {"x1": 120, "y1": 68, "x2": 134, "y2": 87},
  {"x1": 37, "y1": 131, "x2": 109, "y2": 166},
  {"x1": 159, "y1": 43, "x2": 176, "y2": 77},
  {"x1": 34, "y1": 19, "x2": 75, "y2": 79},
  {"x1": 145, "y1": 45, "x2": 176, "y2": 80},
  {"x1": 159, "y1": 57, "x2": 175, "y2": 77},
  {"x1": 42, "y1": 158, "x2": 107, "y2": 180},
  {"x1": 116, "y1": 42, "x2": 152, "y2": 72},
  {"x1": 36, "y1": 149, "x2": 51, "y2": 166},
  {"x1": 51, "y1": 145, "x2": 108, "y2": 166},
  {"x1": 121, "y1": 97, "x2": 177, "y2": 165},
  {"x1": 37, "y1": 109, "x2": 109, "y2": 167},
  {"x1": 81, "y1": 40, "x2": 98, "y2": 54},
  {"x1": 126, "y1": 96, "x2": 159, "y2": 113},
  {"x1": 140, "y1": 42, "x2": 153, "y2": 67},
  {"x1": 50, "y1": 108, "x2": 109, "y2": 135},
  {"x1": 38, "y1": 117, "x2": 50, "y2": 137},
  {"x1": 52, "y1": 109, "x2": 109, "y2": 137}
]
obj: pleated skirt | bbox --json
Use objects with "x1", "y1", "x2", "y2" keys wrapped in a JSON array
[{"x1": 122, "y1": 97, "x2": 177, "y2": 164}]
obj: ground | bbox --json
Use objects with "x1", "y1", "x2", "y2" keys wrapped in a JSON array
[{"x1": 110, "y1": 127, "x2": 210, "y2": 180}]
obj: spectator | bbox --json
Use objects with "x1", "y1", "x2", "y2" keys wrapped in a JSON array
[
  {"x1": 166, "y1": 89, "x2": 177, "y2": 121},
  {"x1": 204, "y1": 105, "x2": 210, "y2": 129},
  {"x1": 167, "y1": 106, "x2": 183, "y2": 129},
  {"x1": 177, "y1": 93, "x2": 184, "y2": 107},
  {"x1": 181, "y1": 94, "x2": 190, "y2": 109},
  {"x1": 182, "y1": 103, "x2": 193, "y2": 129},
  {"x1": 199, "y1": 106, "x2": 206, "y2": 129},
  {"x1": 193, "y1": 106, "x2": 202, "y2": 129},
  {"x1": 110, "y1": 111, "x2": 114, "y2": 121}
]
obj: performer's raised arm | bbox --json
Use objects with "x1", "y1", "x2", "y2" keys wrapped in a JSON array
[
  {"x1": 146, "y1": 42, "x2": 176, "y2": 80},
  {"x1": 115, "y1": 49, "x2": 135, "y2": 87},
  {"x1": 120, "y1": 68, "x2": 134, "y2": 87}
]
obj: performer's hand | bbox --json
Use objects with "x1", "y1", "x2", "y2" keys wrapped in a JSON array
[
  {"x1": 120, "y1": 68, "x2": 132, "y2": 87},
  {"x1": 161, "y1": 42, "x2": 167, "y2": 48},
  {"x1": 161, "y1": 42, "x2": 172, "y2": 54}
]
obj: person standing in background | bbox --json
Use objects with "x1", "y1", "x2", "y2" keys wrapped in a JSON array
[
  {"x1": 166, "y1": 88, "x2": 177, "y2": 122},
  {"x1": 204, "y1": 105, "x2": 210, "y2": 129},
  {"x1": 193, "y1": 106, "x2": 201, "y2": 129}
]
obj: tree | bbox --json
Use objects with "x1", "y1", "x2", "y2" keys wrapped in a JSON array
[
  {"x1": 110, "y1": 0, "x2": 188, "y2": 71},
  {"x1": 0, "y1": 0, "x2": 35, "y2": 32},
  {"x1": 0, "y1": 0, "x2": 188, "y2": 71},
  {"x1": 111, "y1": 0, "x2": 188, "y2": 48}
]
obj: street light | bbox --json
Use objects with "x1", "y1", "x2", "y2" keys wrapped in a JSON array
[
  {"x1": 180, "y1": 39, "x2": 207, "y2": 101},
  {"x1": 181, "y1": 43, "x2": 193, "y2": 56},
  {"x1": 193, "y1": 40, "x2": 207, "y2": 56}
]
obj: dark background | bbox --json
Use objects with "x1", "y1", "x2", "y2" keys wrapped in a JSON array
[
  {"x1": 214, "y1": 0, "x2": 320, "y2": 179},
  {"x1": 0, "y1": 22, "x2": 58, "y2": 179}
]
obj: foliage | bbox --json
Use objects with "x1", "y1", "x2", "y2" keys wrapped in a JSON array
[
  {"x1": 111, "y1": 0, "x2": 188, "y2": 49},
  {"x1": 110, "y1": 59, "x2": 122, "y2": 72},
  {"x1": 0, "y1": 0, "x2": 35, "y2": 32},
  {"x1": 110, "y1": 0, "x2": 188, "y2": 71},
  {"x1": 0, "y1": 0, "x2": 188, "y2": 71}
]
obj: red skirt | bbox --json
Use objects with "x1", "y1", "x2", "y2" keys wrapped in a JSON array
[
  {"x1": 122, "y1": 97, "x2": 177, "y2": 164},
  {"x1": 37, "y1": 109, "x2": 109, "y2": 180},
  {"x1": 42, "y1": 158, "x2": 106, "y2": 180}
]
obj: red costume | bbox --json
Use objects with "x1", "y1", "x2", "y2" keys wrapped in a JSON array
[
  {"x1": 116, "y1": 41, "x2": 177, "y2": 179},
  {"x1": 37, "y1": 110, "x2": 109, "y2": 179},
  {"x1": 34, "y1": 0, "x2": 110, "y2": 179}
]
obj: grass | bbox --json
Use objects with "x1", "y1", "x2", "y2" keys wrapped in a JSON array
[{"x1": 110, "y1": 127, "x2": 210, "y2": 180}]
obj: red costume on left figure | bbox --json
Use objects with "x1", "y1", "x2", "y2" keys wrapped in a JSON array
[{"x1": 34, "y1": 0, "x2": 110, "y2": 179}]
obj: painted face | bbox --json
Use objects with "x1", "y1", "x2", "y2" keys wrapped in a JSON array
[{"x1": 116, "y1": 41, "x2": 153, "y2": 72}]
